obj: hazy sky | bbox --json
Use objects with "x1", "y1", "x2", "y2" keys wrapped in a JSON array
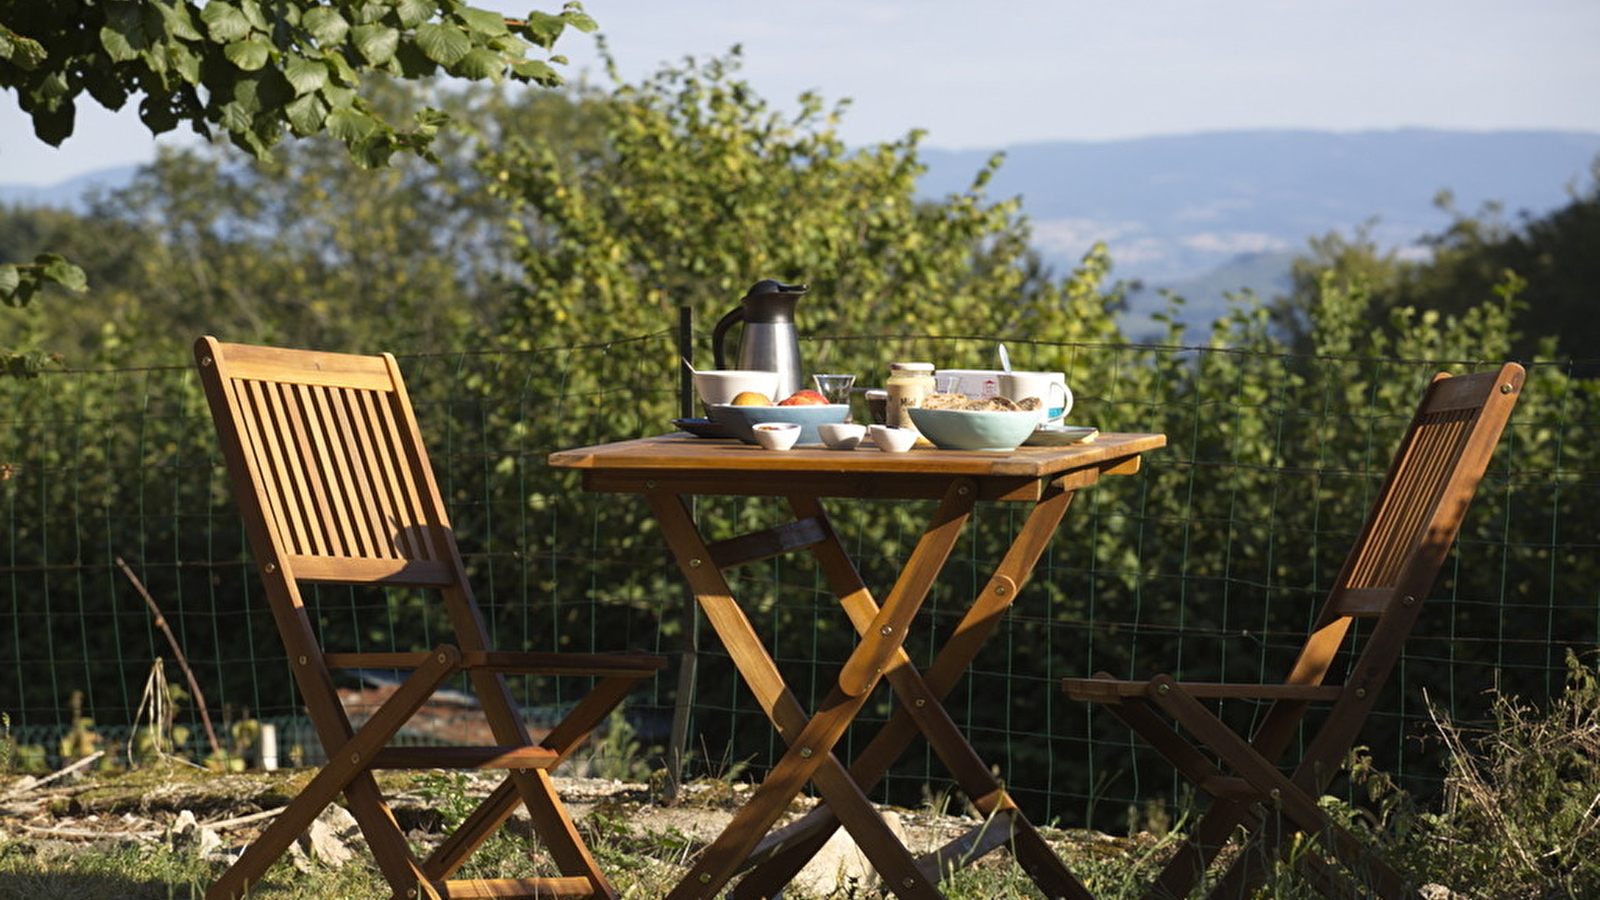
[{"x1": 3, "y1": 0, "x2": 1597, "y2": 185}]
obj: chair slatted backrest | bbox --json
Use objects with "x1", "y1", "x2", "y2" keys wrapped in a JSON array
[
  {"x1": 197, "y1": 338, "x2": 503, "y2": 741},
  {"x1": 1285, "y1": 366, "x2": 1521, "y2": 693},
  {"x1": 215, "y1": 344, "x2": 458, "y2": 588}
]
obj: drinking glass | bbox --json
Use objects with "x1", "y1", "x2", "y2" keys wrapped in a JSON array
[{"x1": 813, "y1": 373, "x2": 856, "y2": 421}]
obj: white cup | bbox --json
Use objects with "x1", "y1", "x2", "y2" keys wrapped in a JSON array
[{"x1": 999, "y1": 371, "x2": 1073, "y2": 423}]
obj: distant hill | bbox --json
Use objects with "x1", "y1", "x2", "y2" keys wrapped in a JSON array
[
  {"x1": 0, "y1": 165, "x2": 139, "y2": 210},
  {"x1": 5, "y1": 129, "x2": 1598, "y2": 336},
  {"x1": 917, "y1": 129, "x2": 1600, "y2": 333}
]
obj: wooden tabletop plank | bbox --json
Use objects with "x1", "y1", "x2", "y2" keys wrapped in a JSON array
[{"x1": 548, "y1": 432, "x2": 1166, "y2": 481}]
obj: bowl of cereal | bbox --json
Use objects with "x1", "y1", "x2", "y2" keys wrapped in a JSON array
[{"x1": 907, "y1": 394, "x2": 1043, "y2": 451}]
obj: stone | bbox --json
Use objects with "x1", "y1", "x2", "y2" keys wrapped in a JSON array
[
  {"x1": 298, "y1": 805, "x2": 359, "y2": 867},
  {"x1": 168, "y1": 808, "x2": 223, "y2": 859},
  {"x1": 791, "y1": 810, "x2": 909, "y2": 898}
]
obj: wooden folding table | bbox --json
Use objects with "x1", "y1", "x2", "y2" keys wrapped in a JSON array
[{"x1": 549, "y1": 430, "x2": 1165, "y2": 899}]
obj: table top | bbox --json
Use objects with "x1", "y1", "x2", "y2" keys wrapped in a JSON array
[{"x1": 549, "y1": 431, "x2": 1166, "y2": 502}]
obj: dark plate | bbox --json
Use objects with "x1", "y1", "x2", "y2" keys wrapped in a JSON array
[{"x1": 672, "y1": 417, "x2": 732, "y2": 439}]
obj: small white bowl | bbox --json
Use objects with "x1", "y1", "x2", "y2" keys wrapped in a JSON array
[
  {"x1": 817, "y1": 422, "x2": 867, "y2": 450},
  {"x1": 751, "y1": 422, "x2": 801, "y2": 451},
  {"x1": 693, "y1": 370, "x2": 781, "y2": 406},
  {"x1": 868, "y1": 424, "x2": 918, "y2": 453}
]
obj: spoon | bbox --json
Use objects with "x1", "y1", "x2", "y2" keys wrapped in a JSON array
[{"x1": 997, "y1": 344, "x2": 1012, "y2": 372}]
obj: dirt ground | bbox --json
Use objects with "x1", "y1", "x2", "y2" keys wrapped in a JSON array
[{"x1": 0, "y1": 759, "x2": 1141, "y2": 890}]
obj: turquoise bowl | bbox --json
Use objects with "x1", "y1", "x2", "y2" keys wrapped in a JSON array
[
  {"x1": 708, "y1": 404, "x2": 849, "y2": 446},
  {"x1": 908, "y1": 406, "x2": 1042, "y2": 451}
]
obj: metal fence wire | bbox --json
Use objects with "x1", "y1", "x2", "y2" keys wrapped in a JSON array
[{"x1": 1, "y1": 334, "x2": 1594, "y2": 834}]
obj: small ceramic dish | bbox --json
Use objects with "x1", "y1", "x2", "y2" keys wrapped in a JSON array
[
  {"x1": 868, "y1": 424, "x2": 919, "y2": 453},
  {"x1": 817, "y1": 422, "x2": 867, "y2": 450},
  {"x1": 751, "y1": 422, "x2": 801, "y2": 451}
]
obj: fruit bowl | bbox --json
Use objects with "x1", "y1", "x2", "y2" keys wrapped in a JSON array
[
  {"x1": 708, "y1": 403, "x2": 849, "y2": 446},
  {"x1": 907, "y1": 406, "x2": 1042, "y2": 451}
]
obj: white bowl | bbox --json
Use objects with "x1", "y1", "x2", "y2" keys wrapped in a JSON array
[
  {"x1": 907, "y1": 406, "x2": 1042, "y2": 451},
  {"x1": 751, "y1": 422, "x2": 800, "y2": 451},
  {"x1": 868, "y1": 424, "x2": 918, "y2": 453},
  {"x1": 693, "y1": 370, "x2": 781, "y2": 406},
  {"x1": 817, "y1": 422, "x2": 867, "y2": 450}
]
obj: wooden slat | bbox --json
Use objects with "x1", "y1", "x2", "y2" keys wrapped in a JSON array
[
  {"x1": 915, "y1": 810, "x2": 1019, "y2": 882},
  {"x1": 286, "y1": 555, "x2": 455, "y2": 585},
  {"x1": 707, "y1": 517, "x2": 829, "y2": 569},
  {"x1": 1062, "y1": 678, "x2": 1345, "y2": 703},
  {"x1": 370, "y1": 745, "x2": 561, "y2": 770},
  {"x1": 430, "y1": 876, "x2": 598, "y2": 899},
  {"x1": 1326, "y1": 586, "x2": 1396, "y2": 617},
  {"x1": 207, "y1": 341, "x2": 396, "y2": 390}
]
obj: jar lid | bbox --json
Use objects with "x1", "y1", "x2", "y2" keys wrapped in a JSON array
[{"x1": 889, "y1": 362, "x2": 934, "y2": 372}]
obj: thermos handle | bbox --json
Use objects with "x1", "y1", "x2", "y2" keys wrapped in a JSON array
[{"x1": 711, "y1": 305, "x2": 744, "y2": 370}]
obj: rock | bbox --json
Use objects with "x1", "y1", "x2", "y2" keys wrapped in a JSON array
[
  {"x1": 1420, "y1": 885, "x2": 1470, "y2": 900},
  {"x1": 168, "y1": 809, "x2": 223, "y2": 859},
  {"x1": 791, "y1": 810, "x2": 909, "y2": 898},
  {"x1": 298, "y1": 805, "x2": 359, "y2": 867}
]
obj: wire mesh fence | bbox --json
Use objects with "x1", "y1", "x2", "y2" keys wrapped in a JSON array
[{"x1": 1, "y1": 332, "x2": 1594, "y2": 835}]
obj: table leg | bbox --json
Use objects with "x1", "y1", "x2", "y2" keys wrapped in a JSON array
[
  {"x1": 733, "y1": 480, "x2": 1094, "y2": 900},
  {"x1": 647, "y1": 483, "x2": 978, "y2": 900}
]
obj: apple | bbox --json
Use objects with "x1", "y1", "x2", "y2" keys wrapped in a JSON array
[
  {"x1": 778, "y1": 389, "x2": 829, "y2": 406},
  {"x1": 730, "y1": 390, "x2": 772, "y2": 406}
]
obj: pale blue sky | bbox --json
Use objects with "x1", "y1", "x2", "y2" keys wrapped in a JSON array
[{"x1": 3, "y1": 0, "x2": 1597, "y2": 185}]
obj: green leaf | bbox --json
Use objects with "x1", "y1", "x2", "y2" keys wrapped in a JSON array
[
  {"x1": 458, "y1": 7, "x2": 511, "y2": 37},
  {"x1": 414, "y1": 21, "x2": 470, "y2": 66},
  {"x1": 350, "y1": 134, "x2": 396, "y2": 169},
  {"x1": 224, "y1": 38, "x2": 271, "y2": 71},
  {"x1": 237, "y1": 0, "x2": 271, "y2": 31},
  {"x1": 327, "y1": 108, "x2": 379, "y2": 141},
  {"x1": 284, "y1": 92, "x2": 327, "y2": 134},
  {"x1": 450, "y1": 47, "x2": 502, "y2": 80},
  {"x1": 562, "y1": 9, "x2": 600, "y2": 34},
  {"x1": 200, "y1": 2, "x2": 253, "y2": 42},
  {"x1": 159, "y1": 3, "x2": 205, "y2": 42},
  {"x1": 99, "y1": 26, "x2": 140, "y2": 63},
  {"x1": 519, "y1": 12, "x2": 564, "y2": 49},
  {"x1": 138, "y1": 92, "x2": 180, "y2": 133},
  {"x1": 510, "y1": 59, "x2": 559, "y2": 85},
  {"x1": 395, "y1": 0, "x2": 436, "y2": 28},
  {"x1": 219, "y1": 100, "x2": 256, "y2": 135},
  {"x1": 0, "y1": 265, "x2": 18, "y2": 298},
  {"x1": 36, "y1": 255, "x2": 87, "y2": 292},
  {"x1": 301, "y1": 8, "x2": 350, "y2": 45},
  {"x1": 0, "y1": 28, "x2": 48, "y2": 70},
  {"x1": 352, "y1": 23, "x2": 399, "y2": 65},
  {"x1": 321, "y1": 83, "x2": 358, "y2": 110},
  {"x1": 282, "y1": 55, "x2": 329, "y2": 94},
  {"x1": 394, "y1": 41, "x2": 439, "y2": 78},
  {"x1": 168, "y1": 44, "x2": 202, "y2": 83}
]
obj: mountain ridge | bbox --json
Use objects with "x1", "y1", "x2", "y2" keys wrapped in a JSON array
[{"x1": 5, "y1": 129, "x2": 1597, "y2": 332}]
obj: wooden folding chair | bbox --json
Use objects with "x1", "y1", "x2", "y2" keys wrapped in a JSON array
[
  {"x1": 1063, "y1": 362, "x2": 1524, "y2": 900},
  {"x1": 194, "y1": 336, "x2": 666, "y2": 900}
]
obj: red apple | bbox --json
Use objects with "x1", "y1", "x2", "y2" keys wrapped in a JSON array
[{"x1": 777, "y1": 389, "x2": 829, "y2": 406}]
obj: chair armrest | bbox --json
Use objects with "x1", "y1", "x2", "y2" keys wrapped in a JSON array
[{"x1": 1064, "y1": 674, "x2": 1344, "y2": 703}]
